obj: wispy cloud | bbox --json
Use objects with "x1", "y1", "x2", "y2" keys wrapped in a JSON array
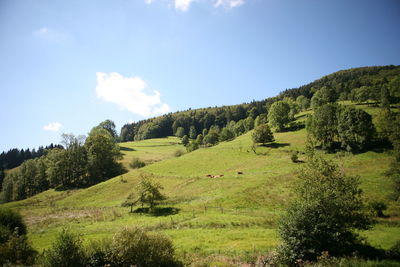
[
  {"x1": 43, "y1": 122, "x2": 63, "y2": 131},
  {"x1": 144, "y1": 0, "x2": 245, "y2": 11},
  {"x1": 33, "y1": 27, "x2": 69, "y2": 42},
  {"x1": 215, "y1": 0, "x2": 244, "y2": 8},
  {"x1": 96, "y1": 72, "x2": 170, "y2": 117},
  {"x1": 175, "y1": 0, "x2": 194, "y2": 11}
]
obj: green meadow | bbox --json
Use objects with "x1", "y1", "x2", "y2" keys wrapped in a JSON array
[{"x1": 1, "y1": 106, "x2": 399, "y2": 262}]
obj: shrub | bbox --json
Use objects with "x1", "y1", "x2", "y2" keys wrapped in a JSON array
[
  {"x1": 129, "y1": 157, "x2": 146, "y2": 169},
  {"x1": 108, "y1": 227, "x2": 178, "y2": 267},
  {"x1": 0, "y1": 208, "x2": 37, "y2": 265},
  {"x1": 181, "y1": 135, "x2": 189, "y2": 146},
  {"x1": 174, "y1": 150, "x2": 185, "y2": 157},
  {"x1": 85, "y1": 239, "x2": 112, "y2": 267},
  {"x1": 45, "y1": 228, "x2": 86, "y2": 267},
  {"x1": 369, "y1": 201, "x2": 387, "y2": 217},
  {"x1": 186, "y1": 141, "x2": 199, "y2": 152},
  {"x1": 290, "y1": 151, "x2": 299, "y2": 163},
  {"x1": 0, "y1": 230, "x2": 37, "y2": 265},
  {"x1": 388, "y1": 240, "x2": 400, "y2": 258},
  {"x1": 0, "y1": 208, "x2": 27, "y2": 236}
]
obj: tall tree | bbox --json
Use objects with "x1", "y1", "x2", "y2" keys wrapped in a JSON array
[
  {"x1": 189, "y1": 126, "x2": 197, "y2": 139},
  {"x1": 279, "y1": 151, "x2": 372, "y2": 264},
  {"x1": 268, "y1": 101, "x2": 292, "y2": 131},
  {"x1": 97, "y1": 120, "x2": 118, "y2": 140},
  {"x1": 306, "y1": 103, "x2": 338, "y2": 150},
  {"x1": 85, "y1": 128, "x2": 123, "y2": 184},
  {"x1": 337, "y1": 106, "x2": 375, "y2": 151}
]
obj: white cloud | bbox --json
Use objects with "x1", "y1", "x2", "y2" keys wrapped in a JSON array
[
  {"x1": 215, "y1": 0, "x2": 244, "y2": 8},
  {"x1": 96, "y1": 72, "x2": 170, "y2": 117},
  {"x1": 43, "y1": 122, "x2": 63, "y2": 132},
  {"x1": 175, "y1": 0, "x2": 194, "y2": 11}
]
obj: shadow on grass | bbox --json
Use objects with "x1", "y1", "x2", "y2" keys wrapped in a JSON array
[
  {"x1": 120, "y1": 146, "x2": 136, "y2": 151},
  {"x1": 262, "y1": 143, "x2": 290, "y2": 148},
  {"x1": 278, "y1": 123, "x2": 305, "y2": 132},
  {"x1": 316, "y1": 139, "x2": 393, "y2": 155},
  {"x1": 132, "y1": 207, "x2": 180, "y2": 217}
]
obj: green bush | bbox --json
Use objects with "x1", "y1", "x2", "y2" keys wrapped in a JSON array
[
  {"x1": 0, "y1": 230, "x2": 37, "y2": 265},
  {"x1": 108, "y1": 227, "x2": 179, "y2": 267},
  {"x1": 45, "y1": 228, "x2": 86, "y2": 267},
  {"x1": 174, "y1": 150, "x2": 185, "y2": 157},
  {"x1": 85, "y1": 239, "x2": 112, "y2": 267},
  {"x1": 186, "y1": 141, "x2": 199, "y2": 152},
  {"x1": 129, "y1": 157, "x2": 146, "y2": 169},
  {"x1": 0, "y1": 208, "x2": 27, "y2": 236},
  {"x1": 369, "y1": 201, "x2": 387, "y2": 217},
  {"x1": 290, "y1": 150, "x2": 299, "y2": 163},
  {"x1": 388, "y1": 240, "x2": 400, "y2": 258}
]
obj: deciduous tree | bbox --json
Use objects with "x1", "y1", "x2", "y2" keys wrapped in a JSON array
[
  {"x1": 268, "y1": 101, "x2": 292, "y2": 131},
  {"x1": 279, "y1": 152, "x2": 372, "y2": 264},
  {"x1": 252, "y1": 124, "x2": 274, "y2": 145}
]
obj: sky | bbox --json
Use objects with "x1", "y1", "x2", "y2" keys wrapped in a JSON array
[{"x1": 0, "y1": 0, "x2": 399, "y2": 151}]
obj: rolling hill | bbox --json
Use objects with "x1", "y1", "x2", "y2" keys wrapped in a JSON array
[{"x1": 2, "y1": 103, "x2": 399, "y2": 265}]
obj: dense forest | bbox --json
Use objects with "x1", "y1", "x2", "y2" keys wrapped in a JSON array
[
  {"x1": 0, "y1": 144, "x2": 63, "y2": 190},
  {"x1": 120, "y1": 65, "x2": 400, "y2": 142}
]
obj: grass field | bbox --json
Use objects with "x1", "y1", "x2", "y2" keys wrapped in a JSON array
[{"x1": 1, "y1": 105, "x2": 399, "y2": 264}]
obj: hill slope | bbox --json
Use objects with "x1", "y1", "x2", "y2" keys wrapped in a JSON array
[{"x1": 2, "y1": 104, "x2": 399, "y2": 261}]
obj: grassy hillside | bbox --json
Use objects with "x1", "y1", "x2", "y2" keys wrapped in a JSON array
[{"x1": 1, "y1": 105, "x2": 399, "y2": 264}]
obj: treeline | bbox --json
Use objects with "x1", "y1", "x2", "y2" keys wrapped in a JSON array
[
  {"x1": 0, "y1": 144, "x2": 63, "y2": 190},
  {"x1": 0, "y1": 144, "x2": 63, "y2": 170},
  {"x1": 120, "y1": 65, "x2": 400, "y2": 142},
  {"x1": 0, "y1": 121, "x2": 125, "y2": 203}
]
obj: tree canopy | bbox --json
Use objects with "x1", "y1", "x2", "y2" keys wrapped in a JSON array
[
  {"x1": 252, "y1": 124, "x2": 274, "y2": 145},
  {"x1": 279, "y1": 151, "x2": 372, "y2": 264},
  {"x1": 268, "y1": 101, "x2": 292, "y2": 131}
]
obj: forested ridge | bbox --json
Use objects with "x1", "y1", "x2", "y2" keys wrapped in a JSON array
[{"x1": 120, "y1": 65, "x2": 400, "y2": 142}]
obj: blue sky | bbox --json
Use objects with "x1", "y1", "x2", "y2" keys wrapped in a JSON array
[{"x1": 0, "y1": 0, "x2": 399, "y2": 151}]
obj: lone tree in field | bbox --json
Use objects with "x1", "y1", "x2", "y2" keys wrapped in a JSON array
[
  {"x1": 137, "y1": 178, "x2": 166, "y2": 211},
  {"x1": 278, "y1": 149, "x2": 372, "y2": 264},
  {"x1": 252, "y1": 124, "x2": 274, "y2": 145}
]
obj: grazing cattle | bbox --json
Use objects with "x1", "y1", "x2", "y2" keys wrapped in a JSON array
[
  {"x1": 207, "y1": 174, "x2": 224, "y2": 178},
  {"x1": 237, "y1": 171, "x2": 243, "y2": 175}
]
